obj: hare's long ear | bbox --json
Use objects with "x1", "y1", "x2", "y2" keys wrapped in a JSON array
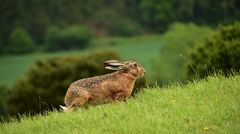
[
  {"x1": 104, "y1": 60, "x2": 120, "y2": 63},
  {"x1": 104, "y1": 60, "x2": 124, "y2": 71},
  {"x1": 104, "y1": 66, "x2": 123, "y2": 70},
  {"x1": 104, "y1": 60, "x2": 124, "y2": 66}
]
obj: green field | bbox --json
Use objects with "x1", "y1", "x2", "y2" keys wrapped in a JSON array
[
  {"x1": 0, "y1": 75, "x2": 239, "y2": 134},
  {"x1": 0, "y1": 35, "x2": 162, "y2": 86}
]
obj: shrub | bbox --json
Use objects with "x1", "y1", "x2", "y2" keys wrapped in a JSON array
[
  {"x1": 6, "y1": 28, "x2": 35, "y2": 54},
  {"x1": 45, "y1": 25, "x2": 92, "y2": 51},
  {"x1": 152, "y1": 23, "x2": 213, "y2": 84},
  {"x1": 0, "y1": 37, "x2": 4, "y2": 55},
  {"x1": 186, "y1": 22, "x2": 240, "y2": 79},
  {"x1": 94, "y1": 10, "x2": 142, "y2": 36},
  {"x1": 0, "y1": 86, "x2": 7, "y2": 116},
  {"x1": 110, "y1": 19, "x2": 142, "y2": 36},
  {"x1": 44, "y1": 26, "x2": 60, "y2": 50}
]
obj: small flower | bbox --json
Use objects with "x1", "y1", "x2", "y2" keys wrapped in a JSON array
[{"x1": 203, "y1": 127, "x2": 209, "y2": 132}]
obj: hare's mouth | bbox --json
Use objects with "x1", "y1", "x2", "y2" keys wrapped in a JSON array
[{"x1": 138, "y1": 72, "x2": 145, "y2": 78}]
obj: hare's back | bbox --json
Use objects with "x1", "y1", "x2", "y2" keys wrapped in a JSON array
[{"x1": 70, "y1": 74, "x2": 113, "y2": 89}]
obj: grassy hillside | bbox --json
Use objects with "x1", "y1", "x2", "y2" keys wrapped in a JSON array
[
  {"x1": 1, "y1": 75, "x2": 239, "y2": 134},
  {"x1": 0, "y1": 35, "x2": 162, "y2": 85}
]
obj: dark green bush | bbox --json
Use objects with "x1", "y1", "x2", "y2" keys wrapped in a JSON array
[
  {"x1": 186, "y1": 22, "x2": 240, "y2": 79},
  {"x1": 94, "y1": 10, "x2": 142, "y2": 36},
  {"x1": 0, "y1": 86, "x2": 7, "y2": 116},
  {"x1": 45, "y1": 25, "x2": 92, "y2": 51},
  {"x1": 6, "y1": 28, "x2": 35, "y2": 54},
  {"x1": 0, "y1": 37, "x2": 4, "y2": 55},
  {"x1": 116, "y1": 19, "x2": 141, "y2": 36},
  {"x1": 109, "y1": 19, "x2": 141, "y2": 36}
]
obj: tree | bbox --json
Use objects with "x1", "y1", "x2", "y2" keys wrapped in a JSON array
[
  {"x1": 139, "y1": 0, "x2": 175, "y2": 32},
  {"x1": 7, "y1": 28, "x2": 35, "y2": 54},
  {"x1": 45, "y1": 25, "x2": 92, "y2": 51},
  {"x1": 186, "y1": 22, "x2": 240, "y2": 79}
]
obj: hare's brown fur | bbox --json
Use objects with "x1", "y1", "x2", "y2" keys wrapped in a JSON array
[{"x1": 63, "y1": 60, "x2": 145, "y2": 111}]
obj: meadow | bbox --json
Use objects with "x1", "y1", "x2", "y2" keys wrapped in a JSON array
[
  {"x1": 0, "y1": 35, "x2": 162, "y2": 86},
  {"x1": 0, "y1": 75, "x2": 239, "y2": 134}
]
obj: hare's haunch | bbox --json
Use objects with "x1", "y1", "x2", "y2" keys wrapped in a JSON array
[{"x1": 61, "y1": 60, "x2": 145, "y2": 111}]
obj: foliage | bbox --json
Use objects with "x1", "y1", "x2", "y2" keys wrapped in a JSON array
[
  {"x1": 0, "y1": 37, "x2": 3, "y2": 54},
  {"x1": 139, "y1": 0, "x2": 240, "y2": 32},
  {"x1": 45, "y1": 25, "x2": 92, "y2": 51},
  {"x1": 152, "y1": 23, "x2": 213, "y2": 84},
  {"x1": 186, "y1": 22, "x2": 240, "y2": 79},
  {"x1": 94, "y1": 10, "x2": 142, "y2": 36},
  {"x1": 0, "y1": 0, "x2": 239, "y2": 54},
  {"x1": 1, "y1": 75, "x2": 240, "y2": 134},
  {"x1": 139, "y1": 0, "x2": 176, "y2": 32},
  {"x1": 0, "y1": 0, "x2": 239, "y2": 46},
  {"x1": 0, "y1": 86, "x2": 7, "y2": 116},
  {"x1": 5, "y1": 28, "x2": 35, "y2": 54},
  {"x1": 5, "y1": 50, "x2": 120, "y2": 115}
]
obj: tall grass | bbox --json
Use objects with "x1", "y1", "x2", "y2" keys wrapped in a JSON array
[{"x1": 1, "y1": 75, "x2": 239, "y2": 134}]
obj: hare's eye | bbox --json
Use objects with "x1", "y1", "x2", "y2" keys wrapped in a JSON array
[{"x1": 133, "y1": 63, "x2": 138, "y2": 68}]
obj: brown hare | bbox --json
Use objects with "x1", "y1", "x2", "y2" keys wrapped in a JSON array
[{"x1": 60, "y1": 60, "x2": 145, "y2": 111}]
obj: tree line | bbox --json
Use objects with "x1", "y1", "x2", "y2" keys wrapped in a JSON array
[{"x1": 0, "y1": 0, "x2": 239, "y2": 53}]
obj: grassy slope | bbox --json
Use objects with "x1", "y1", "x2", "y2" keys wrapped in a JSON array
[
  {"x1": 1, "y1": 75, "x2": 239, "y2": 134},
  {"x1": 0, "y1": 35, "x2": 162, "y2": 85}
]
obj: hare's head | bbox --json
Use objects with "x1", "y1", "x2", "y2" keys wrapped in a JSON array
[{"x1": 104, "y1": 60, "x2": 145, "y2": 78}]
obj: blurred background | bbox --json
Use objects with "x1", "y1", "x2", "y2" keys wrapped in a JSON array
[{"x1": 0, "y1": 0, "x2": 240, "y2": 118}]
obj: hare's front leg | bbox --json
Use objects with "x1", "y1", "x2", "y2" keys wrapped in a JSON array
[{"x1": 112, "y1": 91, "x2": 128, "y2": 102}]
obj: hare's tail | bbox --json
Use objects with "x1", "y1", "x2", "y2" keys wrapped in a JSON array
[{"x1": 59, "y1": 105, "x2": 68, "y2": 112}]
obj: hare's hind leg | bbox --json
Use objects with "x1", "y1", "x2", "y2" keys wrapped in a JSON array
[{"x1": 67, "y1": 89, "x2": 92, "y2": 111}]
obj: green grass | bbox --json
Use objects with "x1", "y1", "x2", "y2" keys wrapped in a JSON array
[
  {"x1": 0, "y1": 35, "x2": 162, "y2": 86},
  {"x1": 1, "y1": 75, "x2": 239, "y2": 134}
]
